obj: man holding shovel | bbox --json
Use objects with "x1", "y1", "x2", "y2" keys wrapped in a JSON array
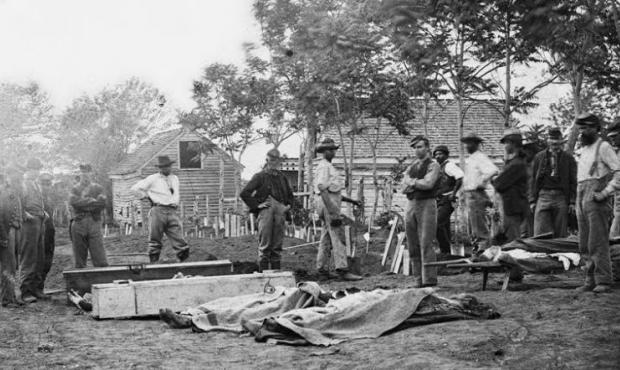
[{"x1": 314, "y1": 138, "x2": 362, "y2": 281}]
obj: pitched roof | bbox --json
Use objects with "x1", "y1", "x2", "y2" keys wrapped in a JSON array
[{"x1": 321, "y1": 99, "x2": 506, "y2": 160}]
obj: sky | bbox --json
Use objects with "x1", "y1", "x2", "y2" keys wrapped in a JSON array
[{"x1": 0, "y1": 0, "x2": 567, "y2": 177}]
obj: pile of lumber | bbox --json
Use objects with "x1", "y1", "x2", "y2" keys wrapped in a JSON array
[{"x1": 381, "y1": 216, "x2": 410, "y2": 275}]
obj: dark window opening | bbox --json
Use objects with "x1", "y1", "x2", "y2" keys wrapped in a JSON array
[{"x1": 179, "y1": 141, "x2": 202, "y2": 169}]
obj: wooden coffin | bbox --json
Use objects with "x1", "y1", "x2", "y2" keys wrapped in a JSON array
[
  {"x1": 63, "y1": 260, "x2": 234, "y2": 293},
  {"x1": 91, "y1": 271, "x2": 297, "y2": 319}
]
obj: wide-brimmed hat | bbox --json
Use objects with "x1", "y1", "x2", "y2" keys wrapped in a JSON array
[
  {"x1": 500, "y1": 128, "x2": 523, "y2": 144},
  {"x1": 266, "y1": 148, "x2": 283, "y2": 159},
  {"x1": 548, "y1": 127, "x2": 566, "y2": 143},
  {"x1": 575, "y1": 112, "x2": 600, "y2": 127},
  {"x1": 460, "y1": 132, "x2": 483, "y2": 143},
  {"x1": 26, "y1": 158, "x2": 43, "y2": 170},
  {"x1": 156, "y1": 155, "x2": 175, "y2": 168},
  {"x1": 607, "y1": 117, "x2": 620, "y2": 138},
  {"x1": 433, "y1": 145, "x2": 449, "y2": 156},
  {"x1": 316, "y1": 138, "x2": 340, "y2": 153}
]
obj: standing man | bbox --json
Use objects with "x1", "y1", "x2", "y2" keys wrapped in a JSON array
[
  {"x1": 0, "y1": 166, "x2": 24, "y2": 306},
  {"x1": 606, "y1": 118, "x2": 620, "y2": 239},
  {"x1": 38, "y1": 173, "x2": 55, "y2": 296},
  {"x1": 69, "y1": 164, "x2": 108, "y2": 268},
  {"x1": 461, "y1": 133, "x2": 499, "y2": 250},
  {"x1": 240, "y1": 148, "x2": 294, "y2": 271},
  {"x1": 529, "y1": 128, "x2": 577, "y2": 238},
  {"x1": 575, "y1": 113, "x2": 620, "y2": 293},
  {"x1": 131, "y1": 156, "x2": 189, "y2": 263},
  {"x1": 520, "y1": 138, "x2": 540, "y2": 238},
  {"x1": 432, "y1": 145, "x2": 463, "y2": 255},
  {"x1": 492, "y1": 129, "x2": 529, "y2": 242},
  {"x1": 314, "y1": 138, "x2": 362, "y2": 281},
  {"x1": 403, "y1": 136, "x2": 441, "y2": 287},
  {"x1": 19, "y1": 158, "x2": 47, "y2": 302}
]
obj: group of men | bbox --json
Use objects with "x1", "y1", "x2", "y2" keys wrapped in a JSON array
[{"x1": 404, "y1": 112, "x2": 619, "y2": 292}]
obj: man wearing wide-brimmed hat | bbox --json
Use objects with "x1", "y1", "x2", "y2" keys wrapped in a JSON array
[
  {"x1": 314, "y1": 138, "x2": 362, "y2": 281},
  {"x1": 432, "y1": 144, "x2": 463, "y2": 255},
  {"x1": 241, "y1": 148, "x2": 294, "y2": 271},
  {"x1": 69, "y1": 164, "x2": 109, "y2": 269},
  {"x1": 606, "y1": 117, "x2": 620, "y2": 239},
  {"x1": 529, "y1": 127, "x2": 576, "y2": 238},
  {"x1": 403, "y1": 135, "x2": 441, "y2": 287},
  {"x1": 461, "y1": 132, "x2": 499, "y2": 250},
  {"x1": 19, "y1": 157, "x2": 47, "y2": 302},
  {"x1": 132, "y1": 155, "x2": 189, "y2": 263},
  {"x1": 574, "y1": 113, "x2": 620, "y2": 293},
  {"x1": 492, "y1": 129, "x2": 529, "y2": 243}
]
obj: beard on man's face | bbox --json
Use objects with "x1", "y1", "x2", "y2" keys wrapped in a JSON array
[{"x1": 579, "y1": 131, "x2": 597, "y2": 145}]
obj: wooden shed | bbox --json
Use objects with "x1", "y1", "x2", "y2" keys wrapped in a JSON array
[{"x1": 109, "y1": 128, "x2": 244, "y2": 228}]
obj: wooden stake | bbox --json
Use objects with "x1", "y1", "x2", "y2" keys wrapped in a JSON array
[
  {"x1": 402, "y1": 250, "x2": 410, "y2": 276},
  {"x1": 250, "y1": 213, "x2": 255, "y2": 234},
  {"x1": 381, "y1": 216, "x2": 398, "y2": 266},
  {"x1": 225, "y1": 214, "x2": 230, "y2": 238},
  {"x1": 392, "y1": 244, "x2": 405, "y2": 273},
  {"x1": 344, "y1": 225, "x2": 352, "y2": 257},
  {"x1": 389, "y1": 233, "x2": 406, "y2": 271}
]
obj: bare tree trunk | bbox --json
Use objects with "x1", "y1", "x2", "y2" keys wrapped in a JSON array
[
  {"x1": 422, "y1": 93, "x2": 429, "y2": 137},
  {"x1": 566, "y1": 68, "x2": 584, "y2": 154},
  {"x1": 456, "y1": 96, "x2": 465, "y2": 168},
  {"x1": 371, "y1": 146, "x2": 379, "y2": 223},
  {"x1": 297, "y1": 142, "x2": 305, "y2": 192},
  {"x1": 304, "y1": 122, "x2": 317, "y2": 208},
  {"x1": 504, "y1": 9, "x2": 512, "y2": 128}
]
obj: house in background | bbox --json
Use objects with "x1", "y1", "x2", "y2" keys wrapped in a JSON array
[
  {"x1": 109, "y1": 128, "x2": 243, "y2": 228},
  {"x1": 317, "y1": 99, "x2": 506, "y2": 216}
]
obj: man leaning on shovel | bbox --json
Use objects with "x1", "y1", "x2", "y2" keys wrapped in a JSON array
[{"x1": 314, "y1": 138, "x2": 363, "y2": 281}]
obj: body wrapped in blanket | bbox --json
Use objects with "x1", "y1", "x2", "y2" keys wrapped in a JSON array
[{"x1": 159, "y1": 282, "x2": 500, "y2": 346}]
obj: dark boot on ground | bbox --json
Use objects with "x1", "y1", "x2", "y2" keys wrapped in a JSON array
[
  {"x1": 159, "y1": 308, "x2": 192, "y2": 329},
  {"x1": 149, "y1": 253, "x2": 160, "y2": 263},
  {"x1": 593, "y1": 284, "x2": 611, "y2": 293},
  {"x1": 177, "y1": 249, "x2": 190, "y2": 263},
  {"x1": 575, "y1": 284, "x2": 595, "y2": 292},
  {"x1": 33, "y1": 290, "x2": 51, "y2": 301},
  {"x1": 21, "y1": 292, "x2": 37, "y2": 304},
  {"x1": 337, "y1": 270, "x2": 362, "y2": 281}
]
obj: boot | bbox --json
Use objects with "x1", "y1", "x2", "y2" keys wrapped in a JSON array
[
  {"x1": 593, "y1": 284, "x2": 611, "y2": 293},
  {"x1": 159, "y1": 308, "x2": 192, "y2": 329},
  {"x1": 337, "y1": 270, "x2": 362, "y2": 281},
  {"x1": 33, "y1": 290, "x2": 51, "y2": 301},
  {"x1": 149, "y1": 253, "x2": 160, "y2": 263},
  {"x1": 177, "y1": 249, "x2": 190, "y2": 263}
]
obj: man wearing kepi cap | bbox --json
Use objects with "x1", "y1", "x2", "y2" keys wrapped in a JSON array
[
  {"x1": 241, "y1": 148, "x2": 294, "y2": 271},
  {"x1": 530, "y1": 127, "x2": 576, "y2": 238},
  {"x1": 606, "y1": 117, "x2": 620, "y2": 239},
  {"x1": 492, "y1": 129, "x2": 529, "y2": 243},
  {"x1": 132, "y1": 156, "x2": 189, "y2": 263},
  {"x1": 19, "y1": 158, "x2": 47, "y2": 302},
  {"x1": 461, "y1": 132, "x2": 499, "y2": 250},
  {"x1": 314, "y1": 138, "x2": 363, "y2": 281},
  {"x1": 433, "y1": 145, "x2": 463, "y2": 255},
  {"x1": 70, "y1": 164, "x2": 109, "y2": 268},
  {"x1": 403, "y1": 135, "x2": 441, "y2": 287},
  {"x1": 574, "y1": 113, "x2": 620, "y2": 293}
]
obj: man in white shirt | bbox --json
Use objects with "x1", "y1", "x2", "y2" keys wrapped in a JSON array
[
  {"x1": 461, "y1": 132, "x2": 499, "y2": 250},
  {"x1": 433, "y1": 145, "x2": 464, "y2": 255},
  {"x1": 131, "y1": 156, "x2": 189, "y2": 263},
  {"x1": 606, "y1": 118, "x2": 620, "y2": 239},
  {"x1": 574, "y1": 113, "x2": 620, "y2": 293},
  {"x1": 314, "y1": 138, "x2": 362, "y2": 281}
]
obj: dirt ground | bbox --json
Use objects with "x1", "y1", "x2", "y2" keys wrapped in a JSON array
[{"x1": 1, "y1": 228, "x2": 620, "y2": 369}]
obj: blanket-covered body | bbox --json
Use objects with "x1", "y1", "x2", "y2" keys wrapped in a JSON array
[{"x1": 162, "y1": 282, "x2": 500, "y2": 346}]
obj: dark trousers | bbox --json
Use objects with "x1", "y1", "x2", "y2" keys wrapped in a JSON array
[
  {"x1": 148, "y1": 206, "x2": 188, "y2": 260},
  {"x1": 257, "y1": 197, "x2": 286, "y2": 269},
  {"x1": 436, "y1": 198, "x2": 453, "y2": 254},
  {"x1": 1, "y1": 228, "x2": 20, "y2": 304},
  {"x1": 534, "y1": 189, "x2": 568, "y2": 238},
  {"x1": 405, "y1": 198, "x2": 437, "y2": 285},
  {"x1": 71, "y1": 216, "x2": 108, "y2": 268},
  {"x1": 577, "y1": 181, "x2": 613, "y2": 286},
  {"x1": 38, "y1": 218, "x2": 55, "y2": 291},
  {"x1": 465, "y1": 190, "x2": 491, "y2": 248},
  {"x1": 504, "y1": 214, "x2": 524, "y2": 243},
  {"x1": 19, "y1": 217, "x2": 45, "y2": 295}
]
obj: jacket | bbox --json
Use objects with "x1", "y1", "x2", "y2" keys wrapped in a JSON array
[
  {"x1": 492, "y1": 154, "x2": 528, "y2": 216},
  {"x1": 530, "y1": 150, "x2": 577, "y2": 205},
  {"x1": 240, "y1": 169, "x2": 294, "y2": 215}
]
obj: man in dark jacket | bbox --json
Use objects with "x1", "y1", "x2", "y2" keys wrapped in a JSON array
[
  {"x1": 492, "y1": 129, "x2": 529, "y2": 243},
  {"x1": 433, "y1": 145, "x2": 463, "y2": 255},
  {"x1": 240, "y1": 148, "x2": 294, "y2": 271},
  {"x1": 0, "y1": 166, "x2": 25, "y2": 306},
  {"x1": 529, "y1": 127, "x2": 577, "y2": 237}
]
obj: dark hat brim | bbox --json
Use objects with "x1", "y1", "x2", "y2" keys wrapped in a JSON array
[
  {"x1": 461, "y1": 136, "x2": 483, "y2": 143},
  {"x1": 316, "y1": 145, "x2": 340, "y2": 153},
  {"x1": 500, "y1": 134, "x2": 523, "y2": 144},
  {"x1": 156, "y1": 161, "x2": 176, "y2": 167}
]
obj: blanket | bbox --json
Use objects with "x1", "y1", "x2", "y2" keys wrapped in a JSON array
[{"x1": 162, "y1": 283, "x2": 500, "y2": 346}]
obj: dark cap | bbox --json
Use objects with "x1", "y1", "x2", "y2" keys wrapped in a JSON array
[
  {"x1": 461, "y1": 132, "x2": 483, "y2": 143},
  {"x1": 409, "y1": 135, "x2": 429, "y2": 147},
  {"x1": 433, "y1": 145, "x2": 449, "y2": 156},
  {"x1": 79, "y1": 164, "x2": 93, "y2": 173},
  {"x1": 575, "y1": 112, "x2": 600, "y2": 127},
  {"x1": 500, "y1": 128, "x2": 523, "y2": 144},
  {"x1": 266, "y1": 148, "x2": 282, "y2": 159},
  {"x1": 316, "y1": 138, "x2": 340, "y2": 153}
]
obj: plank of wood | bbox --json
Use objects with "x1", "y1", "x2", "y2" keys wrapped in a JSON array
[
  {"x1": 402, "y1": 250, "x2": 410, "y2": 276},
  {"x1": 344, "y1": 225, "x2": 352, "y2": 257},
  {"x1": 391, "y1": 244, "x2": 405, "y2": 273},
  {"x1": 424, "y1": 258, "x2": 471, "y2": 267},
  {"x1": 381, "y1": 217, "x2": 398, "y2": 266},
  {"x1": 63, "y1": 260, "x2": 233, "y2": 294},
  {"x1": 91, "y1": 271, "x2": 296, "y2": 319},
  {"x1": 88, "y1": 253, "x2": 150, "y2": 266},
  {"x1": 389, "y1": 233, "x2": 406, "y2": 271}
]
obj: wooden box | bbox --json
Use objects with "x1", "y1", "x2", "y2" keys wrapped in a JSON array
[
  {"x1": 91, "y1": 271, "x2": 297, "y2": 319},
  {"x1": 63, "y1": 260, "x2": 234, "y2": 293}
]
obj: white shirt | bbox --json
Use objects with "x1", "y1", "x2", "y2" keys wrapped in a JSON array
[
  {"x1": 576, "y1": 138, "x2": 620, "y2": 182},
  {"x1": 315, "y1": 159, "x2": 344, "y2": 194},
  {"x1": 131, "y1": 173, "x2": 180, "y2": 206},
  {"x1": 443, "y1": 160, "x2": 464, "y2": 180},
  {"x1": 462, "y1": 151, "x2": 499, "y2": 191}
]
